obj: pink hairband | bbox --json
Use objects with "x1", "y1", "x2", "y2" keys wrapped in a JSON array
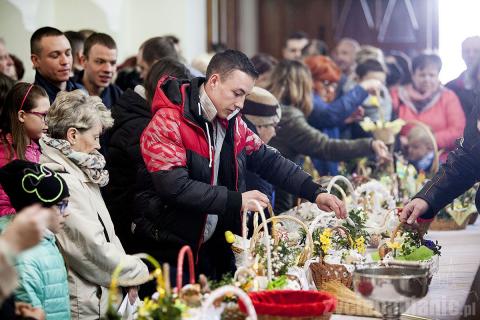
[{"x1": 19, "y1": 84, "x2": 34, "y2": 111}]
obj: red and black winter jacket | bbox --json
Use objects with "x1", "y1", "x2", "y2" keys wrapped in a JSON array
[{"x1": 139, "y1": 76, "x2": 324, "y2": 266}]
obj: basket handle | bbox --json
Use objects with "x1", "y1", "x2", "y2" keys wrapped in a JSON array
[
  {"x1": 329, "y1": 226, "x2": 355, "y2": 249},
  {"x1": 252, "y1": 204, "x2": 274, "y2": 231},
  {"x1": 405, "y1": 120, "x2": 439, "y2": 174},
  {"x1": 250, "y1": 214, "x2": 314, "y2": 266},
  {"x1": 176, "y1": 245, "x2": 195, "y2": 291},
  {"x1": 108, "y1": 253, "x2": 165, "y2": 310},
  {"x1": 390, "y1": 221, "x2": 422, "y2": 242},
  {"x1": 242, "y1": 200, "x2": 272, "y2": 281},
  {"x1": 201, "y1": 285, "x2": 257, "y2": 320},
  {"x1": 379, "y1": 221, "x2": 422, "y2": 259},
  {"x1": 326, "y1": 175, "x2": 357, "y2": 205}
]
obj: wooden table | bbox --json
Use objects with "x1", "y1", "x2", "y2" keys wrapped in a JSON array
[{"x1": 332, "y1": 219, "x2": 480, "y2": 320}]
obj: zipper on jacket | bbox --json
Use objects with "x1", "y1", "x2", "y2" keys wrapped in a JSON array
[{"x1": 182, "y1": 115, "x2": 214, "y2": 263}]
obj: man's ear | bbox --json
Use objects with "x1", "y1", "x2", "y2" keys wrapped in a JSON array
[
  {"x1": 208, "y1": 73, "x2": 220, "y2": 89},
  {"x1": 80, "y1": 54, "x2": 88, "y2": 68},
  {"x1": 31, "y1": 54, "x2": 40, "y2": 69}
]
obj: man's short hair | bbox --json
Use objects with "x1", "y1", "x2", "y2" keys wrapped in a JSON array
[
  {"x1": 30, "y1": 26, "x2": 64, "y2": 55},
  {"x1": 205, "y1": 49, "x2": 258, "y2": 81},
  {"x1": 64, "y1": 31, "x2": 85, "y2": 56},
  {"x1": 284, "y1": 31, "x2": 309, "y2": 47},
  {"x1": 140, "y1": 37, "x2": 178, "y2": 66},
  {"x1": 83, "y1": 33, "x2": 117, "y2": 58}
]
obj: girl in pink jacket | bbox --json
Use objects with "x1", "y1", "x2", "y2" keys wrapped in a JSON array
[
  {"x1": 391, "y1": 53, "x2": 465, "y2": 162},
  {"x1": 0, "y1": 83, "x2": 50, "y2": 217}
]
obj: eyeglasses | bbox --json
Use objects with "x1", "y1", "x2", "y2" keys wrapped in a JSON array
[
  {"x1": 25, "y1": 111, "x2": 48, "y2": 123},
  {"x1": 258, "y1": 123, "x2": 281, "y2": 130},
  {"x1": 56, "y1": 200, "x2": 69, "y2": 216}
]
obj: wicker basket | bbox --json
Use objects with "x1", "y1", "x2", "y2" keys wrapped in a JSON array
[
  {"x1": 429, "y1": 215, "x2": 471, "y2": 230},
  {"x1": 250, "y1": 215, "x2": 314, "y2": 272},
  {"x1": 232, "y1": 200, "x2": 274, "y2": 281},
  {"x1": 201, "y1": 285, "x2": 257, "y2": 320},
  {"x1": 242, "y1": 290, "x2": 336, "y2": 320},
  {"x1": 469, "y1": 211, "x2": 479, "y2": 225},
  {"x1": 309, "y1": 226, "x2": 355, "y2": 289},
  {"x1": 318, "y1": 280, "x2": 381, "y2": 317},
  {"x1": 429, "y1": 207, "x2": 473, "y2": 231},
  {"x1": 379, "y1": 222, "x2": 438, "y2": 284}
]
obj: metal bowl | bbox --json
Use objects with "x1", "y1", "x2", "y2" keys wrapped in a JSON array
[{"x1": 353, "y1": 264, "x2": 429, "y2": 320}]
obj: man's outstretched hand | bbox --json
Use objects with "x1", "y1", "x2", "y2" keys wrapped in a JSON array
[
  {"x1": 315, "y1": 193, "x2": 347, "y2": 219},
  {"x1": 241, "y1": 190, "x2": 269, "y2": 211},
  {"x1": 400, "y1": 198, "x2": 430, "y2": 224}
]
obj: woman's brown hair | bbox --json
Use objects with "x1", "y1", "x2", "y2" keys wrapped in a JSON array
[
  {"x1": 266, "y1": 60, "x2": 313, "y2": 116},
  {"x1": 0, "y1": 82, "x2": 48, "y2": 160}
]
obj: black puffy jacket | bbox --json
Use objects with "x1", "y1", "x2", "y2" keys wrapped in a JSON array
[{"x1": 104, "y1": 88, "x2": 151, "y2": 252}]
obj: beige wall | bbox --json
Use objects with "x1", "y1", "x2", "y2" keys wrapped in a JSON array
[{"x1": 0, "y1": 0, "x2": 207, "y2": 82}]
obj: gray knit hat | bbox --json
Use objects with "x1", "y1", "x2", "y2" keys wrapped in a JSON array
[{"x1": 242, "y1": 87, "x2": 281, "y2": 126}]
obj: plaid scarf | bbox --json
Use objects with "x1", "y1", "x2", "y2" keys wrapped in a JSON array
[{"x1": 41, "y1": 135, "x2": 109, "y2": 187}]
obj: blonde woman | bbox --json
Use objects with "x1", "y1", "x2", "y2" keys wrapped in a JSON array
[
  {"x1": 267, "y1": 60, "x2": 390, "y2": 212},
  {"x1": 40, "y1": 90, "x2": 149, "y2": 320}
]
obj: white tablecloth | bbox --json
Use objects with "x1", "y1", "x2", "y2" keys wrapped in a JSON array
[{"x1": 332, "y1": 219, "x2": 480, "y2": 320}]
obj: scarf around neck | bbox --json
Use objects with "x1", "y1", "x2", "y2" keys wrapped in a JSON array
[{"x1": 41, "y1": 135, "x2": 109, "y2": 187}]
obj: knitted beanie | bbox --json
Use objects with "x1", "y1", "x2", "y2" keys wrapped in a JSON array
[
  {"x1": 0, "y1": 160, "x2": 69, "y2": 211},
  {"x1": 242, "y1": 87, "x2": 281, "y2": 126}
]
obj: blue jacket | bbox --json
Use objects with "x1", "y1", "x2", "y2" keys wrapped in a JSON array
[
  {"x1": 74, "y1": 70, "x2": 123, "y2": 108},
  {"x1": 34, "y1": 72, "x2": 84, "y2": 104},
  {"x1": 307, "y1": 85, "x2": 368, "y2": 129},
  {"x1": 306, "y1": 85, "x2": 368, "y2": 174},
  {"x1": 15, "y1": 231, "x2": 70, "y2": 320}
]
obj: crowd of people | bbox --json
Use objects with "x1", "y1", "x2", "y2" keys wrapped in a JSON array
[{"x1": 0, "y1": 26, "x2": 479, "y2": 319}]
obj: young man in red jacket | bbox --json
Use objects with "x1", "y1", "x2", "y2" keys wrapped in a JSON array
[{"x1": 140, "y1": 49, "x2": 346, "y2": 279}]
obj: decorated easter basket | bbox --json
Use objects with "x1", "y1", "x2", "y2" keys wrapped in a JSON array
[
  {"x1": 430, "y1": 192, "x2": 476, "y2": 231},
  {"x1": 308, "y1": 226, "x2": 355, "y2": 289},
  {"x1": 200, "y1": 285, "x2": 257, "y2": 320},
  {"x1": 249, "y1": 214, "x2": 315, "y2": 290},
  {"x1": 240, "y1": 290, "x2": 336, "y2": 320},
  {"x1": 105, "y1": 253, "x2": 184, "y2": 320},
  {"x1": 376, "y1": 222, "x2": 440, "y2": 284}
]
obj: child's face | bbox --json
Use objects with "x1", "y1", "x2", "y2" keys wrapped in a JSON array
[
  {"x1": 48, "y1": 198, "x2": 69, "y2": 233},
  {"x1": 19, "y1": 96, "x2": 50, "y2": 140},
  {"x1": 407, "y1": 140, "x2": 431, "y2": 162},
  {"x1": 361, "y1": 71, "x2": 386, "y2": 85}
]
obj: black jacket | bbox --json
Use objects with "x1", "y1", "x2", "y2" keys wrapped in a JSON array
[
  {"x1": 415, "y1": 99, "x2": 480, "y2": 219},
  {"x1": 103, "y1": 88, "x2": 151, "y2": 252},
  {"x1": 139, "y1": 77, "x2": 325, "y2": 277}
]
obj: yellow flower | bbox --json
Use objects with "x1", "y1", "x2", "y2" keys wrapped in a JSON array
[
  {"x1": 355, "y1": 236, "x2": 366, "y2": 254},
  {"x1": 320, "y1": 228, "x2": 332, "y2": 254},
  {"x1": 369, "y1": 95, "x2": 380, "y2": 107},
  {"x1": 359, "y1": 117, "x2": 376, "y2": 132},
  {"x1": 386, "y1": 241, "x2": 401, "y2": 250},
  {"x1": 225, "y1": 231, "x2": 235, "y2": 244}
]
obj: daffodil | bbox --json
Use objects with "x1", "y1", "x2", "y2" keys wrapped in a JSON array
[
  {"x1": 320, "y1": 228, "x2": 332, "y2": 254},
  {"x1": 355, "y1": 236, "x2": 366, "y2": 254},
  {"x1": 386, "y1": 241, "x2": 402, "y2": 250}
]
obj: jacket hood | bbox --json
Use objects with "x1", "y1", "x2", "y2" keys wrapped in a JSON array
[
  {"x1": 111, "y1": 88, "x2": 151, "y2": 132},
  {"x1": 151, "y1": 76, "x2": 206, "y2": 123}
]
